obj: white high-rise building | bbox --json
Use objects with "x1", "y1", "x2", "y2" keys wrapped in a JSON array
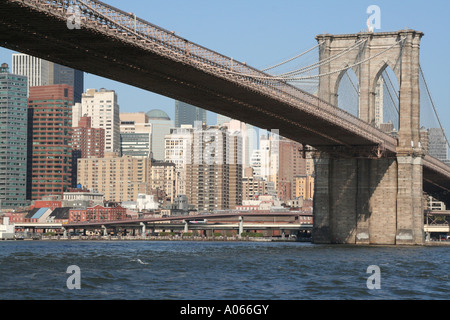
[
  {"x1": 253, "y1": 133, "x2": 279, "y2": 185},
  {"x1": 12, "y1": 53, "x2": 51, "y2": 95},
  {"x1": 165, "y1": 125, "x2": 194, "y2": 196},
  {"x1": 224, "y1": 120, "x2": 258, "y2": 173},
  {"x1": 73, "y1": 88, "x2": 121, "y2": 154}
]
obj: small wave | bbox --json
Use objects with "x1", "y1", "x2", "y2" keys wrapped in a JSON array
[{"x1": 131, "y1": 259, "x2": 149, "y2": 265}]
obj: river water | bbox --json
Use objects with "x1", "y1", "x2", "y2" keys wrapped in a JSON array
[{"x1": 0, "y1": 240, "x2": 448, "y2": 300}]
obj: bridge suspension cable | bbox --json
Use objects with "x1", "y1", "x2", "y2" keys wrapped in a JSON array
[
  {"x1": 345, "y1": 71, "x2": 359, "y2": 96},
  {"x1": 261, "y1": 42, "x2": 324, "y2": 72},
  {"x1": 383, "y1": 69, "x2": 399, "y2": 101},
  {"x1": 273, "y1": 39, "x2": 368, "y2": 78},
  {"x1": 284, "y1": 38, "x2": 406, "y2": 81},
  {"x1": 224, "y1": 37, "x2": 406, "y2": 82},
  {"x1": 419, "y1": 65, "x2": 450, "y2": 149},
  {"x1": 381, "y1": 73, "x2": 399, "y2": 114}
]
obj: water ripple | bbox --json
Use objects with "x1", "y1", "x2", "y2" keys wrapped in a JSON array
[{"x1": 0, "y1": 241, "x2": 448, "y2": 300}]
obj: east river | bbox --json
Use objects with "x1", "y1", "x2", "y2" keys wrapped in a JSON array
[{"x1": 0, "y1": 240, "x2": 448, "y2": 300}]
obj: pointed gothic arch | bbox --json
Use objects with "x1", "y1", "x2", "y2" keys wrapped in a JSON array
[{"x1": 336, "y1": 67, "x2": 360, "y2": 118}]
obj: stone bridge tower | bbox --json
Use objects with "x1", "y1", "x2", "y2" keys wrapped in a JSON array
[{"x1": 313, "y1": 30, "x2": 425, "y2": 245}]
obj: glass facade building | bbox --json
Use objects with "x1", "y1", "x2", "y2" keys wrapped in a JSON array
[
  {"x1": 52, "y1": 64, "x2": 84, "y2": 103},
  {"x1": 0, "y1": 63, "x2": 29, "y2": 208},
  {"x1": 175, "y1": 101, "x2": 207, "y2": 127}
]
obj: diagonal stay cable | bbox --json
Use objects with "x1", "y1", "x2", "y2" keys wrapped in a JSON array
[
  {"x1": 274, "y1": 39, "x2": 367, "y2": 77},
  {"x1": 419, "y1": 64, "x2": 450, "y2": 149},
  {"x1": 261, "y1": 42, "x2": 323, "y2": 72}
]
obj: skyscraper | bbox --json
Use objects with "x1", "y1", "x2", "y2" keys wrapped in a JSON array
[
  {"x1": 185, "y1": 123, "x2": 242, "y2": 212},
  {"x1": 12, "y1": 53, "x2": 84, "y2": 102},
  {"x1": 12, "y1": 54, "x2": 51, "y2": 95},
  {"x1": 27, "y1": 84, "x2": 73, "y2": 200},
  {"x1": 0, "y1": 63, "x2": 28, "y2": 208},
  {"x1": 175, "y1": 101, "x2": 207, "y2": 127},
  {"x1": 52, "y1": 64, "x2": 84, "y2": 103},
  {"x1": 74, "y1": 88, "x2": 121, "y2": 154}
]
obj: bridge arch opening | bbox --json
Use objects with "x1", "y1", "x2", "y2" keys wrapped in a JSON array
[
  {"x1": 336, "y1": 67, "x2": 359, "y2": 118},
  {"x1": 372, "y1": 63, "x2": 399, "y2": 133}
]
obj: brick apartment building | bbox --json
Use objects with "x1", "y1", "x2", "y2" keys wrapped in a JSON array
[{"x1": 27, "y1": 84, "x2": 73, "y2": 200}]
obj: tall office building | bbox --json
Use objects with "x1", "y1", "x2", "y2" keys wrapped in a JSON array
[
  {"x1": 224, "y1": 120, "x2": 258, "y2": 173},
  {"x1": 0, "y1": 63, "x2": 28, "y2": 208},
  {"x1": 12, "y1": 54, "x2": 51, "y2": 95},
  {"x1": 146, "y1": 109, "x2": 174, "y2": 161},
  {"x1": 74, "y1": 88, "x2": 121, "y2": 154},
  {"x1": 185, "y1": 124, "x2": 242, "y2": 212},
  {"x1": 12, "y1": 53, "x2": 84, "y2": 102},
  {"x1": 175, "y1": 101, "x2": 207, "y2": 127},
  {"x1": 27, "y1": 84, "x2": 73, "y2": 200},
  {"x1": 52, "y1": 64, "x2": 84, "y2": 103}
]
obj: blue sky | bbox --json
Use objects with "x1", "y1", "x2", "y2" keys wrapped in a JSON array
[{"x1": 0, "y1": 0, "x2": 449, "y2": 133}]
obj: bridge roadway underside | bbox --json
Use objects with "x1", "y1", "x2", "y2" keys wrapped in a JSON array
[{"x1": 0, "y1": 1, "x2": 386, "y2": 154}]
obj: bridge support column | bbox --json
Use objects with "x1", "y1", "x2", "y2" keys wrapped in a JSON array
[
  {"x1": 238, "y1": 216, "x2": 244, "y2": 238},
  {"x1": 140, "y1": 222, "x2": 146, "y2": 237},
  {"x1": 313, "y1": 154, "x2": 424, "y2": 245},
  {"x1": 395, "y1": 156, "x2": 425, "y2": 244},
  {"x1": 183, "y1": 220, "x2": 189, "y2": 233},
  {"x1": 102, "y1": 225, "x2": 107, "y2": 236}
]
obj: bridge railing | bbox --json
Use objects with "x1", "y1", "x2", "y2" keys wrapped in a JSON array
[
  {"x1": 423, "y1": 155, "x2": 450, "y2": 179},
  {"x1": 20, "y1": 0, "x2": 396, "y2": 149}
]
